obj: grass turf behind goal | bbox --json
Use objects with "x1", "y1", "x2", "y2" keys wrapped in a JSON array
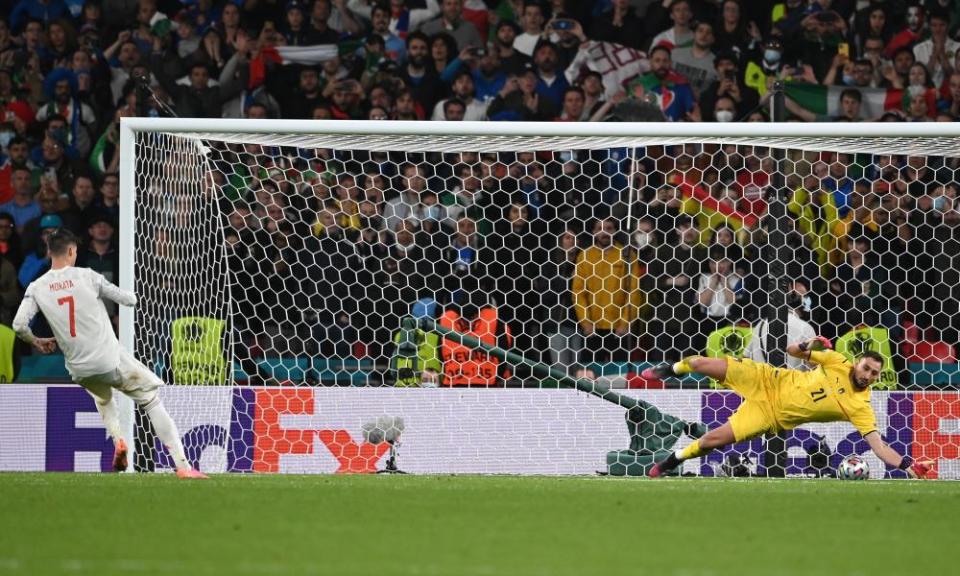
[{"x1": 1, "y1": 473, "x2": 955, "y2": 576}]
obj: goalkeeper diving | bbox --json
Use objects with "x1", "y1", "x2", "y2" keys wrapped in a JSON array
[
  {"x1": 12, "y1": 228, "x2": 207, "y2": 479},
  {"x1": 641, "y1": 338, "x2": 935, "y2": 479}
]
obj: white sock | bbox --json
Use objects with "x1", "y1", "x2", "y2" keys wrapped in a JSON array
[
  {"x1": 145, "y1": 402, "x2": 191, "y2": 471},
  {"x1": 93, "y1": 396, "x2": 124, "y2": 444}
]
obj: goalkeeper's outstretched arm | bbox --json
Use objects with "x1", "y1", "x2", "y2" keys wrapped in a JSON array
[{"x1": 864, "y1": 431, "x2": 934, "y2": 479}]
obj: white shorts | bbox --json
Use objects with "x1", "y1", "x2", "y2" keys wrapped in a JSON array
[{"x1": 76, "y1": 348, "x2": 164, "y2": 406}]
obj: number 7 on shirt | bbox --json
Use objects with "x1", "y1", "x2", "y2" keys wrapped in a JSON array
[{"x1": 57, "y1": 295, "x2": 76, "y2": 338}]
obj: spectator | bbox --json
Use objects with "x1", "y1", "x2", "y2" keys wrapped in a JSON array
[
  {"x1": 0, "y1": 211, "x2": 23, "y2": 270},
  {"x1": 572, "y1": 217, "x2": 643, "y2": 363},
  {"x1": 671, "y1": 21, "x2": 718, "y2": 98},
  {"x1": 420, "y1": 0, "x2": 482, "y2": 52},
  {"x1": 649, "y1": 0, "x2": 694, "y2": 50},
  {"x1": 77, "y1": 211, "x2": 118, "y2": 317},
  {"x1": 513, "y1": 1, "x2": 545, "y2": 57},
  {"x1": 697, "y1": 249, "x2": 743, "y2": 330},
  {"x1": 743, "y1": 36, "x2": 787, "y2": 97},
  {"x1": 488, "y1": 63, "x2": 559, "y2": 121},
  {"x1": 787, "y1": 87, "x2": 864, "y2": 122},
  {"x1": 440, "y1": 97, "x2": 465, "y2": 120},
  {"x1": 400, "y1": 31, "x2": 444, "y2": 113},
  {"x1": 556, "y1": 86, "x2": 584, "y2": 121},
  {"x1": 744, "y1": 280, "x2": 818, "y2": 370},
  {"x1": 493, "y1": 19, "x2": 530, "y2": 75},
  {"x1": 914, "y1": 11, "x2": 958, "y2": 87},
  {"x1": 588, "y1": 0, "x2": 643, "y2": 50},
  {"x1": 470, "y1": 44, "x2": 508, "y2": 103},
  {"x1": 442, "y1": 215, "x2": 486, "y2": 302},
  {"x1": 648, "y1": 216, "x2": 705, "y2": 359},
  {"x1": 544, "y1": 226, "x2": 581, "y2": 368},
  {"x1": 627, "y1": 45, "x2": 698, "y2": 122},
  {"x1": 713, "y1": 0, "x2": 760, "y2": 56},
  {"x1": 104, "y1": 32, "x2": 142, "y2": 104},
  {"x1": 429, "y1": 32, "x2": 458, "y2": 77},
  {"x1": 10, "y1": 0, "x2": 68, "y2": 32},
  {"x1": 532, "y1": 41, "x2": 568, "y2": 109},
  {"x1": 886, "y1": 5, "x2": 925, "y2": 60},
  {"x1": 0, "y1": 139, "x2": 34, "y2": 205},
  {"x1": 348, "y1": 0, "x2": 440, "y2": 40},
  {"x1": 383, "y1": 163, "x2": 429, "y2": 233},
  {"x1": 20, "y1": 180, "x2": 81, "y2": 253},
  {"x1": 942, "y1": 72, "x2": 960, "y2": 117},
  {"x1": 95, "y1": 172, "x2": 119, "y2": 222},
  {"x1": 432, "y1": 70, "x2": 488, "y2": 120},
  {"x1": 0, "y1": 232, "x2": 19, "y2": 325},
  {"x1": 488, "y1": 199, "x2": 548, "y2": 362},
  {"x1": 0, "y1": 167, "x2": 39, "y2": 231},
  {"x1": 61, "y1": 174, "x2": 99, "y2": 231},
  {"x1": 0, "y1": 69, "x2": 35, "y2": 138},
  {"x1": 36, "y1": 69, "x2": 96, "y2": 157},
  {"x1": 17, "y1": 215, "x2": 59, "y2": 288},
  {"x1": 368, "y1": 2, "x2": 406, "y2": 63},
  {"x1": 325, "y1": 0, "x2": 364, "y2": 37}
]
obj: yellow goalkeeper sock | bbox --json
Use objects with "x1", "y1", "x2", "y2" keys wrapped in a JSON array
[
  {"x1": 678, "y1": 439, "x2": 711, "y2": 461},
  {"x1": 672, "y1": 356, "x2": 700, "y2": 375}
]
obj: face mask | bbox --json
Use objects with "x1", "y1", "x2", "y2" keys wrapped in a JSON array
[
  {"x1": 764, "y1": 49, "x2": 781, "y2": 64},
  {"x1": 802, "y1": 295, "x2": 812, "y2": 313},
  {"x1": 934, "y1": 196, "x2": 948, "y2": 211},
  {"x1": 0, "y1": 131, "x2": 13, "y2": 149},
  {"x1": 633, "y1": 231, "x2": 654, "y2": 248},
  {"x1": 715, "y1": 110, "x2": 735, "y2": 122},
  {"x1": 424, "y1": 205, "x2": 441, "y2": 221},
  {"x1": 842, "y1": 74, "x2": 856, "y2": 85}
]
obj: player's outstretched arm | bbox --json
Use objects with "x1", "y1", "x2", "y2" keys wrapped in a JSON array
[
  {"x1": 864, "y1": 431, "x2": 935, "y2": 479},
  {"x1": 97, "y1": 273, "x2": 137, "y2": 307},
  {"x1": 11, "y1": 289, "x2": 56, "y2": 353}
]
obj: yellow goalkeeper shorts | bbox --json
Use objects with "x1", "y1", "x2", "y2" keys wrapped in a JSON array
[{"x1": 721, "y1": 356, "x2": 780, "y2": 442}]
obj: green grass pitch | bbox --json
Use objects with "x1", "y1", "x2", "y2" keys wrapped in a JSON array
[{"x1": 0, "y1": 473, "x2": 956, "y2": 576}]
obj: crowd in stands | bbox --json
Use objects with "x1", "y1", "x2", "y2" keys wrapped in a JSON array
[{"x1": 2, "y1": 0, "x2": 960, "y2": 386}]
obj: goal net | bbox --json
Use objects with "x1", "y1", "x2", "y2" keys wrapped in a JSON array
[{"x1": 122, "y1": 120, "x2": 960, "y2": 478}]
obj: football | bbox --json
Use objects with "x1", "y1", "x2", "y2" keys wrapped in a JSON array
[{"x1": 838, "y1": 455, "x2": 871, "y2": 480}]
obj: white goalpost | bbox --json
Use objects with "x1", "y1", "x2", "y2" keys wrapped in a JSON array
[{"x1": 118, "y1": 119, "x2": 960, "y2": 478}]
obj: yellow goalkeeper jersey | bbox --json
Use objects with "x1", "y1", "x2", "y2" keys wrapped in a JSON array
[{"x1": 772, "y1": 350, "x2": 878, "y2": 436}]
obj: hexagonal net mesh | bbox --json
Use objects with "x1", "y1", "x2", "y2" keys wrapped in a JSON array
[{"x1": 129, "y1": 127, "x2": 960, "y2": 477}]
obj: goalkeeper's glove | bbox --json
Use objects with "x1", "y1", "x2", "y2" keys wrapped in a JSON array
[
  {"x1": 901, "y1": 457, "x2": 935, "y2": 479},
  {"x1": 799, "y1": 336, "x2": 832, "y2": 352}
]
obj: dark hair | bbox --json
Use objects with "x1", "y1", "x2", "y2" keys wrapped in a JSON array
[
  {"x1": 840, "y1": 88, "x2": 862, "y2": 104},
  {"x1": 859, "y1": 350, "x2": 884, "y2": 364},
  {"x1": 406, "y1": 30, "x2": 428, "y2": 48},
  {"x1": 649, "y1": 44, "x2": 672, "y2": 59},
  {"x1": 443, "y1": 97, "x2": 466, "y2": 114},
  {"x1": 46, "y1": 228, "x2": 79, "y2": 256}
]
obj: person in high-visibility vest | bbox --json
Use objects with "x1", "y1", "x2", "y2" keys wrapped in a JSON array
[{"x1": 439, "y1": 299, "x2": 512, "y2": 387}]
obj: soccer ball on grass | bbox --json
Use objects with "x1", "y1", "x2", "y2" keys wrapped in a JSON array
[{"x1": 837, "y1": 455, "x2": 870, "y2": 480}]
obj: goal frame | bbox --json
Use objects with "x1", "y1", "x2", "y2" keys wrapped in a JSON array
[{"x1": 117, "y1": 117, "x2": 960, "y2": 364}]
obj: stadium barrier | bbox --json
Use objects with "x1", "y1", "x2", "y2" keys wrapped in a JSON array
[{"x1": 2, "y1": 385, "x2": 956, "y2": 479}]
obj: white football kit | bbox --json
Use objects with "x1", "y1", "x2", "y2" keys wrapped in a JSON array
[{"x1": 13, "y1": 266, "x2": 162, "y2": 401}]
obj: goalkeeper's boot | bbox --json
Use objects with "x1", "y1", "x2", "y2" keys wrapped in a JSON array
[
  {"x1": 648, "y1": 453, "x2": 682, "y2": 478},
  {"x1": 641, "y1": 363, "x2": 679, "y2": 381},
  {"x1": 176, "y1": 468, "x2": 209, "y2": 480},
  {"x1": 112, "y1": 438, "x2": 128, "y2": 472}
]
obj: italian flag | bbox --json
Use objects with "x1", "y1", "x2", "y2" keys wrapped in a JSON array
[
  {"x1": 249, "y1": 44, "x2": 339, "y2": 89},
  {"x1": 785, "y1": 82, "x2": 903, "y2": 119},
  {"x1": 678, "y1": 180, "x2": 760, "y2": 245}
]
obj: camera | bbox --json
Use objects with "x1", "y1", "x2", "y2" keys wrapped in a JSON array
[
  {"x1": 723, "y1": 70, "x2": 737, "y2": 81},
  {"x1": 551, "y1": 19, "x2": 575, "y2": 31},
  {"x1": 468, "y1": 47, "x2": 487, "y2": 57}
]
